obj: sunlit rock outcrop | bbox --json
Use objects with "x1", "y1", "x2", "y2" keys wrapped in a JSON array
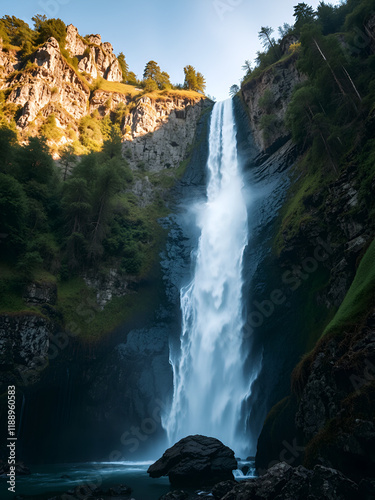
[
  {"x1": 124, "y1": 96, "x2": 210, "y2": 172},
  {"x1": 7, "y1": 37, "x2": 89, "y2": 129},
  {"x1": 65, "y1": 24, "x2": 122, "y2": 82}
]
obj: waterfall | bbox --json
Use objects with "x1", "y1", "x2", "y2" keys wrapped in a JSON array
[{"x1": 163, "y1": 99, "x2": 253, "y2": 457}]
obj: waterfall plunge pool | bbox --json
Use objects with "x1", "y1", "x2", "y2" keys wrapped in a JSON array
[
  {"x1": 0, "y1": 460, "x2": 256, "y2": 499},
  {"x1": 0, "y1": 462, "x2": 168, "y2": 500}
]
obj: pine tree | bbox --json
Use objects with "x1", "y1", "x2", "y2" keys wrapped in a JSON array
[
  {"x1": 1, "y1": 15, "x2": 36, "y2": 52},
  {"x1": 242, "y1": 60, "x2": 252, "y2": 74},
  {"x1": 0, "y1": 127, "x2": 18, "y2": 175},
  {"x1": 143, "y1": 77, "x2": 158, "y2": 92},
  {"x1": 184, "y1": 65, "x2": 197, "y2": 90},
  {"x1": 159, "y1": 71, "x2": 171, "y2": 89},
  {"x1": 17, "y1": 137, "x2": 54, "y2": 184},
  {"x1": 278, "y1": 23, "x2": 292, "y2": 38},
  {"x1": 127, "y1": 71, "x2": 138, "y2": 86},
  {"x1": 196, "y1": 72, "x2": 206, "y2": 93},
  {"x1": 32, "y1": 16, "x2": 67, "y2": 48},
  {"x1": 0, "y1": 173, "x2": 28, "y2": 256},
  {"x1": 31, "y1": 14, "x2": 47, "y2": 31},
  {"x1": 60, "y1": 144, "x2": 77, "y2": 181},
  {"x1": 117, "y1": 52, "x2": 129, "y2": 83},
  {"x1": 183, "y1": 66, "x2": 206, "y2": 93},
  {"x1": 258, "y1": 26, "x2": 280, "y2": 58},
  {"x1": 229, "y1": 84, "x2": 239, "y2": 97},
  {"x1": 293, "y1": 3, "x2": 316, "y2": 32},
  {"x1": 258, "y1": 26, "x2": 275, "y2": 50},
  {"x1": 143, "y1": 60, "x2": 161, "y2": 81}
]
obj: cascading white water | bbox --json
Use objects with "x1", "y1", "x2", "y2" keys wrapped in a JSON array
[{"x1": 163, "y1": 99, "x2": 252, "y2": 457}]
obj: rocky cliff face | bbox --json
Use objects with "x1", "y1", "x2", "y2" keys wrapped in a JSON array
[
  {"x1": 0, "y1": 45, "x2": 22, "y2": 84},
  {"x1": 89, "y1": 87, "x2": 209, "y2": 171},
  {"x1": 238, "y1": 41, "x2": 375, "y2": 487},
  {"x1": 83, "y1": 268, "x2": 129, "y2": 310},
  {"x1": 89, "y1": 89, "x2": 209, "y2": 172},
  {"x1": 241, "y1": 54, "x2": 305, "y2": 152},
  {"x1": 253, "y1": 144, "x2": 375, "y2": 481},
  {"x1": 65, "y1": 25, "x2": 122, "y2": 82},
  {"x1": 7, "y1": 37, "x2": 90, "y2": 130},
  {"x1": 0, "y1": 279, "x2": 61, "y2": 391},
  {"x1": 124, "y1": 96, "x2": 210, "y2": 172},
  {"x1": 0, "y1": 26, "x2": 208, "y2": 165},
  {"x1": 0, "y1": 30, "x2": 210, "y2": 467},
  {"x1": 281, "y1": 163, "x2": 373, "y2": 309},
  {"x1": 293, "y1": 307, "x2": 375, "y2": 482},
  {"x1": 0, "y1": 23, "x2": 209, "y2": 383},
  {"x1": 1, "y1": 23, "x2": 126, "y2": 134},
  {"x1": 84, "y1": 325, "x2": 172, "y2": 457},
  {"x1": 0, "y1": 313, "x2": 52, "y2": 389},
  {"x1": 243, "y1": 59, "x2": 375, "y2": 492}
]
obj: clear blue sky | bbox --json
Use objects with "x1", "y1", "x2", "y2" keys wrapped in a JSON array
[{"x1": 3, "y1": 0, "x2": 340, "y2": 100}]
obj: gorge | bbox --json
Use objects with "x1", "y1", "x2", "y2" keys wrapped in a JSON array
[{"x1": 1, "y1": 2, "x2": 375, "y2": 499}]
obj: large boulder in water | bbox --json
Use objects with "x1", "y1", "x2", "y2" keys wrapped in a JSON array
[{"x1": 147, "y1": 435, "x2": 237, "y2": 486}]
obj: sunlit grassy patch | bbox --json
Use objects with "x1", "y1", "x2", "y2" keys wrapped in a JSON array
[
  {"x1": 97, "y1": 80, "x2": 142, "y2": 96},
  {"x1": 143, "y1": 88, "x2": 205, "y2": 102},
  {"x1": 96, "y1": 82, "x2": 205, "y2": 102}
]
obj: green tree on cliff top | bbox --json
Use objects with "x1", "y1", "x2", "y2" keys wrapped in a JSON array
[{"x1": 184, "y1": 65, "x2": 206, "y2": 93}]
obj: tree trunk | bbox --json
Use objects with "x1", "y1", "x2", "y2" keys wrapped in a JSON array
[
  {"x1": 313, "y1": 38, "x2": 346, "y2": 98},
  {"x1": 342, "y1": 65, "x2": 362, "y2": 102}
]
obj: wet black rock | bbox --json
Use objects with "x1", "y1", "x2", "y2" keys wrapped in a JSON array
[
  {"x1": 294, "y1": 309, "x2": 375, "y2": 480},
  {"x1": 219, "y1": 462, "x2": 358, "y2": 500},
  {"x1": 107, "y1": 484, "x2": 132, "y2": 496},
  {"x1": 241, "y1": 465, "x2": 250, "y2": 475},
  {"x1": 211, "y1": 480, "x2": 237, "y2": 499},
  {"x1": 0, "y1": 460, "x2": 31, "y2": 475},
  {"x1": 47, "y1": 483, "x2": 132, "y2": 499},
  {"x1": 159, "y1": 491, "x2": 190, "y2": 500},
  {"x1": 358, "y1": 478, "x2": 375, "y2": 499},
  {"x1": 148, "y1": 435, "x2": 237, "y2": 486},
  {"x1": 256, "y1": 308, "x2": 375, "y2": 479},
  {"x1": 163, "y1": 462, "x2": 362, "y2": 500}
]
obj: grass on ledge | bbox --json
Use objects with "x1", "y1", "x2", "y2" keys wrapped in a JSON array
[
  {"x1": 1, "y1": 43, "x2": 21, "y2": 52},
  {"x1": 143, "y1": 88, "x2": 205, "y2": 102},
  {"x1": 57, "y1": 267, "x2": 163, "y2": 343},
  {"x1": 96, "y1": 81, "x2": 205, "y2": 101},
  {"x1": 291, "y1": 237, "x2": 375, "y2": 397},
  {"x1": 97, "y1": 81, "x2": 142, "y2": 96},
  {"x1": 322, "y1": 237, "x2": 375, "y2": 339},
  {"x1": 0, "y1": 263, "x2": 57, "y2": 314},
  {"x1": 242, "y1": 51, "x2": 298, "y2": 88}
]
